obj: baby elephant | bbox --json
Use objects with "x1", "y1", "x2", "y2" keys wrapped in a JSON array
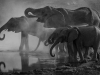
[{"x1": 50, "y1": 26, "x2": 100, "y2": 62}]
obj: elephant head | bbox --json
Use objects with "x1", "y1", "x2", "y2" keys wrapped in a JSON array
[
  {"x1": 24, "y1": 6, "x2": 65, "y2": 28},
  {"x1": 50, "y1": 27, "x2": 79, "y2": 57},
  {"x1": 44, "y1": 27, "x2": 68, "y2": 46},
  {"x1": 0, "y1": 16, "x2": 29, "y2": 34}
]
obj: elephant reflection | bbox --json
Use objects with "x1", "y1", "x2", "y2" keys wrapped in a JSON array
[
  {"x1": 49, "y1": 26, "x2": 100, "y2": 62},
  {"x1": 24, "y1": 6, "x2": 100, "y2": 28},
  {"x1": 0, "y1": 61, "x2": 6, "y2": 72},
  {"x1": 19, "y1": 53, "x2": 29, "y2": 71}
]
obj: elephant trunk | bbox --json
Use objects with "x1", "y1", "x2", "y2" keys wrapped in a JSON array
[
  {"x1": 24, "y1": 8, "x2": 37, "y2": 18},
  {"x1": 44, "y1": 40, "x2": 49, "y2": 46},
  {"x1": 44, "y1": 34, "x2": 54, "y2": 46},
  {"x1": 50, "y1": 37, "x2": 61, "y2": 57},
  {"x1": 0, "y1": 25, "x2": 6, "y2": 40}
]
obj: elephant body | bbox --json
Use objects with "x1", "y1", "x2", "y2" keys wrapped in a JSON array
[
  {"x1": 73, "y1": 26, "x2": 100, "y2": 61},
  {"x1": 44, "y1": 27, "x2": 69, "y2": 58},
  {"x1": 24, "y1": 6, "x2": 100, "y2": 28},
  {"x1": 0, "y1": 16, "x2": 44, "y2": 51},
  {"x1": 50, "y1": 26, "x2": 100, "y2": 62}
]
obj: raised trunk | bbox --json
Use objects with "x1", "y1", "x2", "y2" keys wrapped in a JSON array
[
  {"x1": 24, "y1": 8, "x2": 37, "y2": 18},
  {"x1": 50, "y1": 38, "x2": 61, "y2": 57}
]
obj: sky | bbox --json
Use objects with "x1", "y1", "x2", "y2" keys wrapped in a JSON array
[{"x1": 0, "y1": 0, "x2": 99, "y2": 51}]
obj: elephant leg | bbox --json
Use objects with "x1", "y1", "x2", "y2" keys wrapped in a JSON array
[
  {"x1": 64, "y1": 43, "x2": 68, "y2": 53},
  {"x1": 55, "y1": 44, "x2": 59, "y2": 59},
  {"x1": 19, "y1": 37, "x2": 25, "y2": 51},
  {"x1": 92, "y1": 46, "x2": 98, "y2": 61},
  {"x1": 24, "y1": 36, "x2": 29, "y2": 51},
  {"x1": 83, "y1": 47, "x2": 92, "y2": 60},
  {"x1": 58, "y1": 43, "x2": 65, "y2": 53},
  {"x1": 76, "y1": 44, "x2": 84, "y2": 62},
  {"x1": 73, "y1": 43, "x2": 78, "y2": 62},
  {"x1": 67, "y1": 43, "x2": 74, "y2": 62}
]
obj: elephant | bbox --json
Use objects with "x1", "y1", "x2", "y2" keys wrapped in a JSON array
[
  {"x1": 49, "y1": 26, "x2": 100, "y2": 62},
  {"x1": 44, "y1": 27, "x2": 73, "y2": 62},
  {"x1": 0, "y1": 16, "x2": 42, "y2": 51},
  {"x1": 24, "y1": 6, "x2": 100, "y2": 28}
]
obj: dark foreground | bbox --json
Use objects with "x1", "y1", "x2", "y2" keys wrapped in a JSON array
[{"x1": 0, "y1": 51, "x2": 100, "y2": 75}]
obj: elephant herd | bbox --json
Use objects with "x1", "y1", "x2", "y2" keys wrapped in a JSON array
[{"x1": 0, "y1": 6, "x2": 100, "y2": 63}]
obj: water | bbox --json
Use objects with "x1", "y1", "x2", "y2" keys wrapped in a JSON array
[{"x1": 0, "y1": 51, "x2": 57, "y2": 72}]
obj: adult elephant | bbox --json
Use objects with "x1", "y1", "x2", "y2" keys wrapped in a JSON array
[
  {"x1": 49, "y1": 26, "x2": 100, "y2": 62},
  {"x1": 0, "y1": 16, "x2": 43, "y2": 51},
  {"x1": 24, "y1": 6, "x2": 100, "y2": 28}
]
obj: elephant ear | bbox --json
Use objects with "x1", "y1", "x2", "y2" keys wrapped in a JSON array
[
  {"x1": 44, "y1": 6, "x2": 55, "y2": 16},
  {"x1": 68, "y1": 28, "x2": 79, "y2": 43},
  {"x1": 44, "y1": 6, "x2": 65, "y2": 20}
]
